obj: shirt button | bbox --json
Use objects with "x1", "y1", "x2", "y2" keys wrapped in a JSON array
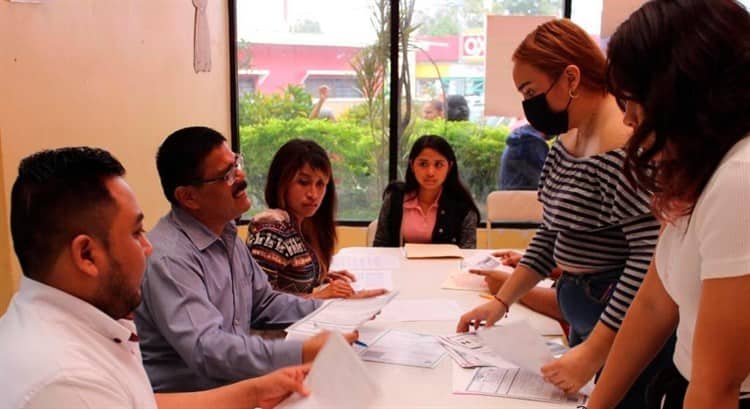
[
  {"x1": 440, "y1": 210, "x2": 445, "y2": 215},
  {"x1": 438, "y1": 228, "x2": 443, "y2": 233},
  {"x1": 234, "y1": 319, "x2": 240, "y2": 326}
]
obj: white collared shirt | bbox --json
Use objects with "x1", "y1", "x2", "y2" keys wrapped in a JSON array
[{"x1": 0, "y1": 277, "x2": 157, "y2": 408}]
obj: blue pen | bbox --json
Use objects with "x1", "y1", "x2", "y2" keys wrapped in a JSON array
[{"x1": 354, "y1": 340, "x2": 368, "y2": 348}]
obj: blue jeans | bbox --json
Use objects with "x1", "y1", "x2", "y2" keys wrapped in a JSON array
[
  {"x1": 556, "y1": 269, "x2": 676, "y2": 409},
  {"x1": 556, "y1": 269, "x2": 620, "y2": 346}
]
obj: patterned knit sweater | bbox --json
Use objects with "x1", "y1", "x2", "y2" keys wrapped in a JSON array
[{"x1": 246, "y1": 221, "x2": 321, "y2": 295}]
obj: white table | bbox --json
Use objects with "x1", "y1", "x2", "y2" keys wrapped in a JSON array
[{"x1": 335, "y1": 247, "x2": 575, "y2": 409}]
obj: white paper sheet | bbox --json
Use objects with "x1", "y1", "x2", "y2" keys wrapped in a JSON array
[
  {"x1": 375, "y1": 299, "x2": 462, "y2": 322},
  {"x1": 350, "y1": 269, "x2": 393, "y2": 291},
  {"x1": 476, "y1": 319, "x2": 554, "y2": 375},
  {"x1": 285, "y1": 292, "x2": 399, "y2": 340},
  {"x1": 359, "y1": 330, "x2": 446, "y2": 368},
  {"x1": 278, "y1": 332, "x2": 379, "y2": 408},
  {"x1": 330, "y1": 253, "x2": 400, "y2": 271},
  {"x1": 452, "y1": 362, "x2": 585, "y2": 405}
]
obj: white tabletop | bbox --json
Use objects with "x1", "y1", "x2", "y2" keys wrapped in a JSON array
[{"x1": 336, "y1": 247, "x2": 576, "y2": 409}]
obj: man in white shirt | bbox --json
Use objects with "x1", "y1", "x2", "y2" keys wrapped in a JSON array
[{"x1": 0, "y1": 147, "x2": 310, "y2": 408}]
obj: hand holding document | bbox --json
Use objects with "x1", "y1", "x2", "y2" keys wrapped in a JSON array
[{"x1": 279, "y1": 332, "x2": 379, "y2": 408}]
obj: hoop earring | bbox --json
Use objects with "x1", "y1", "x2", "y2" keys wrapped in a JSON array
[{"x1": 569, "y1": 88, "x2": 580, "y2": 99}]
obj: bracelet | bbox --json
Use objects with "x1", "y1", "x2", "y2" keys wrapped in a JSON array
[{"x1": 493, "y1": 294, "x2": 510, "y2": 317}]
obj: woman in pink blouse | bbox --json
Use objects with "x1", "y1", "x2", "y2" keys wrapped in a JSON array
[{"x1": 373, "y1": 134, "x2": 479, "y2": 248}]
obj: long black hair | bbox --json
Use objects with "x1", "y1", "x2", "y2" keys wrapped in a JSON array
[
  {"x1": 265, "y1": 139, "x2": 337, "y2": 271},
  {"x1": 402, "y1": 134, "x2": 479, "y2": 218},
  {"x1": 607, "y1": 0, "x2": 750, "y2": 221}
]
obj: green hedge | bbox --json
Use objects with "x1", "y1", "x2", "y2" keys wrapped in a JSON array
[{"x1": 240, "y1": 116, "x2": 508, "y2": 220}]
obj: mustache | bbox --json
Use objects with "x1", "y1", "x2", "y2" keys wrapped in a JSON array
[{"x1": 232, "y1": 180, "x2": 248, "y2": 195}]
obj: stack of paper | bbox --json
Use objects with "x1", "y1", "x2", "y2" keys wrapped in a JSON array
[
  {"x1": 278, "y1": 332, "x2": 379, "y2": 408},
  {"x1": 285, "y1": 292, "x2": 399, "y2": 340},
  {"x1": 403, "y1": 243, "x2": 463, "y2": 259},
  {"x1": 359, "y1": 330, "x2": 446, "y2": 368},
  {"x1": 438, "y1": 333, "x2": 514, "y2": 368},
  {"x1": 449, "y1": 319, "x2": 592, "y2": 404}
]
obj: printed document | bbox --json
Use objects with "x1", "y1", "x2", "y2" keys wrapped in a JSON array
[
  {"x1": 330, "y1": 253, "x2": 400, "y2": 271},
  {"x1": 359, "y1": 330, "x2": 446, "y2": 368},
  {"x1": 285, "y1": 292, "x2": 399, "y2": 340},
  {"x1": 350, "y1": 270, "x2": 393, "y2": 291},
  {"x1": 452, "y1": 363, "x2": 585, "y2": 405}
]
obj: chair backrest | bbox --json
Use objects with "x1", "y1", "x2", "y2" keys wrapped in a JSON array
[
  {"x1": 485, "y1": 190, "x2": 543, "y2": 248},
  {"x1": 366, "y1": 219, "x2": 378, "y2": 246}
]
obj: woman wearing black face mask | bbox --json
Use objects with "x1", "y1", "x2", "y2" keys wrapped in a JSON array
[{"x1": 458, "y1": 19, "x2": 673, "y2": 408}]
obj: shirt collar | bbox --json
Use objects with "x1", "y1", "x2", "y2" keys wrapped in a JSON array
[
  {"x1": 18, "y1": 276, "x2": 137, "y2": 347},
  {"x1": 170, "y1": 206, "x2": 237, "y2": 251}
]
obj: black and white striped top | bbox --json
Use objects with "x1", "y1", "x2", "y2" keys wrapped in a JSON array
[{"x1": 519, "y1": 138, "x2": 659, "y2": 330}]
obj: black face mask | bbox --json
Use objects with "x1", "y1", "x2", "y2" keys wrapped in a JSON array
[{"x1": 521, "y1": 75, "x2": 572, "y2": 136}]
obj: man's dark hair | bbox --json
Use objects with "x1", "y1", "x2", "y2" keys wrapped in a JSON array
[
  {"x1": 10, "y1": 147, "x2": 125, "y2": 280},
  {"x1": 156, "y1": 126, "x2": 226, "y2": 205},
  {"x1": 445, "y1": 95, "x2": 470, "y2": 121}
]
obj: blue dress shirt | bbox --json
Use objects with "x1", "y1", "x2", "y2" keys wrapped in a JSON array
[{"x1": 135, "y1": 207, "x2": 322, "y2": 392}]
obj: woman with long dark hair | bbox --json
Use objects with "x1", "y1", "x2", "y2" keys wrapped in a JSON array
[
  {"x1": 248, "y1": 139, "x2": 386, "y2": 299},
  {"x1": 373, "y1": 134, "x2": 480, "y2": 248},
  {"x1": 457, "y1": 19, "x2": 673, "y2": 406},
  {"x1": 588, "y1": 1, "x2": 750, "y2": 408}
]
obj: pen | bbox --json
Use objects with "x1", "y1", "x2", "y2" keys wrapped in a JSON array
[{"x1": 354, "y1": 340, "x2": 368, "y2": 348}]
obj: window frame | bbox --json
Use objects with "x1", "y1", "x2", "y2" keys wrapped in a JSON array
[{"x1": 227, "y1": 0, "x2": 573, "y2": 225}]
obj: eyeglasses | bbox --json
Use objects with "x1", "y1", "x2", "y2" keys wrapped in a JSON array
[{"x1": 193, "y1": 153, "x2": 244, "y2": 186}]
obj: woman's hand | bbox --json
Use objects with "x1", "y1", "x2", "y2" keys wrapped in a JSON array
[
  {"x1": 312, "y1": 280, "x2": 355, "y2": 299},
  {"x1": 456, "y1": 300, "x2": 507, "y2": 332},
  {"x1": 470, "y1": 268, "x2": 511, "y2": 294},
  {"x1": 492, "y1": 250, "x2": 523, "y2": 267},
  {"x1": 325, "y1": 270, "x2": 356, "y2": 283},
  {"x1": 541, "y1": 340, "x2": 603, "y2": 396}
]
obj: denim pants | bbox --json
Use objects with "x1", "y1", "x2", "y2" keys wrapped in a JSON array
[{"x1": 557, "y1": 270, "x2": 676, "y2": 409}]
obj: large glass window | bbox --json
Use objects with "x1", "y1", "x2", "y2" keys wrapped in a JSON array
[
  {"x1": 233, "y1": 1, "x2": 646, "y2": 223},
  {"x1": 235, "y1": 0, "x2": 389, "y2": 222}
]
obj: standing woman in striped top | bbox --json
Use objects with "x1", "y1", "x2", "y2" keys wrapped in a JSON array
[{"x1": 457, "y1": 19, "x2": 673, "y2": 406}]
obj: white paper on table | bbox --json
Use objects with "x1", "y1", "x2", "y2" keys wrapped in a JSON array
[
  {"x1": 438, "y1": 333, "x2": 517, "y2": 368},
  {"x1": 477, "y1": 319, "x2": 554, "y2": 375},
  {"x1": 461, "y1": 253, "x2": 515, "y2": 273},
  {"x1": 451, "y1": 362, "x2": 585, "y2": 405},
  {"x1": 285, "y1": 291, "x2": 399, "y2": 340},
  {"x1": 330, "y1": 253, "x2": 400, "y2": 271},
  {"x1": 375, "y1": 299, "x2": 462, "y2": 322},
  {"x1": 350, "y1": 269, "x2": 393, "y2": 291},
  {"x1": 278, "y1": 332, "x2": 379, "y2": 409},
  {"x1": 359, "y1": 329, "x2": 446, "y2": 368}
]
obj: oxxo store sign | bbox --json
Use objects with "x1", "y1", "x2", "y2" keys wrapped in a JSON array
[{"x1": 461, "y1": 34, "x2": 486, "y2": 61}]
